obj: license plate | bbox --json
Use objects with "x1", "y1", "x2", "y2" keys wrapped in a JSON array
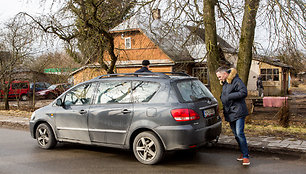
[{"x1": 203, "y1": 108, "x2": 215, "y2": 117}]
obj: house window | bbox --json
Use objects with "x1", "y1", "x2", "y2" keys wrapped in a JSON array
[
  {"x1": 260, "y1": 68, "x2": 279, "y2": 81},
  {"x1": 125, "y1": 37, "x2": 131, "y2": 49},
  {"x1": 192, "y1": 67, "x2": 208, "y2": 85}
]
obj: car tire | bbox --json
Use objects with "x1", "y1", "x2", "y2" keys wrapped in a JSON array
[
  {"x1": 133, "y1": 131, "x2": 164, "y2": 165},
  {"x1": 20, "y1": 94, "x2": 28, "y2": 101},
  {"x1": 35, "y1": 123, "x2": 57, "y2": 149}
]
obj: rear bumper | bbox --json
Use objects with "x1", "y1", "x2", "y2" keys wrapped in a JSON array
[{"x1": 155, "y1": 119, "x2": 222, "y2": 151}]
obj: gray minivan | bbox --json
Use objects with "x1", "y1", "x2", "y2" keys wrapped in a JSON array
[{"x1": 29, "y1": 72, "x2": 222, "y2": 164}]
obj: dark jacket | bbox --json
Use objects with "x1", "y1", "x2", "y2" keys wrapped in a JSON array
[
  {"x1": 135, "y1": 67, "x2": 152, "y2": 73},
  {"x1": 220, "y1": 68, "x2": 249, "y2": 122},
  {"x1": 256, "y1": 77, "x2": 264, "y2": 89}
]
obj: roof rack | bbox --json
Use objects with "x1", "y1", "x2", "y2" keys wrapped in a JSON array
[{"x1": 94, "y1": 72, "x2": 190, "y2": 79}]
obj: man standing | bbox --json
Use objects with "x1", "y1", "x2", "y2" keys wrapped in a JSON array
[
  {"x1": 216, "y1": 66, "x2": 250, "y2": 166},
  {"x1": 256, "y1": 76, "x2": 264, "y2": 97},
  {"x1": 135, "y1": 60, "x2": 152, "y2": 73}
]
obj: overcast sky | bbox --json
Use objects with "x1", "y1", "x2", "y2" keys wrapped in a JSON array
[
  {"x1": 0, "y1": 0, "x2": 63, "y2": 54},
  {"x1": 0, "y1": 0, "x2": 43, "y2": 23}
]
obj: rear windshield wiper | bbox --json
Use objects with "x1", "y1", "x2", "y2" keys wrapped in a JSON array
[{"x1": 191, "y1": 96, "x2": 212, "y2": 102}]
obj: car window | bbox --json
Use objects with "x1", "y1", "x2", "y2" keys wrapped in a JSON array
[
  {"x1": 11, "y1": 82, "x2": 28, "y2": 89},
  {"x1": 132, "y1": 81, "x2": 160, "y2": 103},
  {"x1": 48, "y1": 85, "x2": 57, "y2": 90},
  {"x1": 21, "y1": 83, "x2": 29, "y2": 89},
  {"x1": 94, "y1": 81, "x2": 131, "y2": 104},
  {"x1": 64, "y1": 83, "x2": 96, "y2": 106},
  {"x1": 176, "y1": 80, "x2": 214, "y2": 102},
  {"x1": 11, "y1": 83, "x2": 19, "y2": 89},
  {"x1": 45, "y1": 83, "x2": 51, "y2": 88}
]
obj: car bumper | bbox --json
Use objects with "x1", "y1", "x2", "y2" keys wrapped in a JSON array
[
  {"x1": 29, "y1": 121, "x2": 35, "y2": 138},
  {"x1": 155, "y1": 119, "x2": 222, "y2": 151}
]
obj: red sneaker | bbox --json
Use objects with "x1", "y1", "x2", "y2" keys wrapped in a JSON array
[
  {"x1": 237, "y1": 154, "x2": 243, "y2": 161},
  {"x1": 242, "y1": 158, "x2": 250, "y2": 166}
]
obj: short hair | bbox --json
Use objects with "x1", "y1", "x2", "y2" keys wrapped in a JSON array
[
  {"x1": 142, "y1": 60, "x2": 150, "y2": 66},
  {"x1": 216, "y1": 66, "x2": 229, "y2": 73}
]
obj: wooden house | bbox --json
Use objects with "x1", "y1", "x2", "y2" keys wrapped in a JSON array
[
  {"x1": 70, "y1": 13, "x2": 236, "y2": 85},
  {"x1": 70, "y1": 12, "x2": 291, "y2": 96},
  {"x1": 247, "y1": 57, "x2": 292, "y2": 96}
]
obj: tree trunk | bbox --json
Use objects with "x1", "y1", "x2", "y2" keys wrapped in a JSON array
[
  {"x1": 203, "y1": 0, "x2": 223, "y2": 106},
  {"x1": 4, "y1": 81, "x2": 10, "y2": 110},
  {"x1": 237, "y1": 0, "x2": 260, "y2": 85}
]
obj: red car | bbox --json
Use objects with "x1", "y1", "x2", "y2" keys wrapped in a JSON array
[
  {"x1": 0, "y1": 80, "x2": 30, "y2": 101},
  {"x1": 35, "y1": 83, "x2": 71, "y2": 99}
]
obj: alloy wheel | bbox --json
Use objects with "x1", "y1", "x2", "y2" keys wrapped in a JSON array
[
  {"x1": 135, "y1": 137, "x2": 157, "y2": 161},
  {"x1": 37, "y1": 126, "x2": 50, "y2": 147}
]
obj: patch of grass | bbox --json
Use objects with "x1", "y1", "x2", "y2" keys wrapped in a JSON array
[
  {"x1": 222, "y1": 121, "x2": 306, "y2": 140},
  {"x1": 0, "y1": 110, "x2": 32, "y2": 118}
]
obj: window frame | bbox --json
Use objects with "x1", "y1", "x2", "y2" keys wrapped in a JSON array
[
  {"x1": 260, "y1": 68, "x2": 280, "y2": 82},
  {"x1": 125, "y1": 37, "x2": 131, "y2": 49}
]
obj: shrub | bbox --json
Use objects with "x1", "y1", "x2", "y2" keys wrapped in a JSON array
[{"x1": 291, "y1": 80, "x2": 300, "y2": 87}]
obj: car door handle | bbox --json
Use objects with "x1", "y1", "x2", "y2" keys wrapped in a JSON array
[
  {"x1": 121, "y1": 109, "x2": 131, "y2": 114},
  {"x1": 79, "y1": 110, "x2": 87, "y2": 115}
]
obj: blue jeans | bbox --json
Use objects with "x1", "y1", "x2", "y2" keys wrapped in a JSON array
[{"x1": 230, "y1": 117, "x2": 249, "y2": 158}]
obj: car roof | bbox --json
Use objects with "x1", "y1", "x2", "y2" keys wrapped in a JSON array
[{"x1": 87, "y1": 72, "x2": 198, "y2": 83}]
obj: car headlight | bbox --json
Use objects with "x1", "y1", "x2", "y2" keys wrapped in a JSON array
[{"x1": 31, "y1": 111, "x2": 36, "y2": 121}]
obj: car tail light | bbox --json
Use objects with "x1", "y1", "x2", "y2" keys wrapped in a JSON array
[{"x1": 171, "y1": 109, "x2": 200, "y2": 122}]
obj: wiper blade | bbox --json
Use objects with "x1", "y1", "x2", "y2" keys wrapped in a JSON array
[{"x1": 190, "y1": 96, "x2": 211, "y2": 102}]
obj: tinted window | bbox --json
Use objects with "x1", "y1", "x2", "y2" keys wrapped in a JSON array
[
  {"x1": 64, "y1": 83, "x2": 96, "y2": 106},
  {"x1": 94, "y1": 81, "x2": 131, "y2": 104},
  {"x1": 12, "y1": 82, "x2": 28, "y2": 89},
  {"x1": 176, "y1": 80, "x2": 214, "y2": 102},
  {"x1": 12, "y1": 83, "x2": 19, "y2": 89},
  {"x1": 132, "y1": 81, "x2": 160, "y2": 103}
]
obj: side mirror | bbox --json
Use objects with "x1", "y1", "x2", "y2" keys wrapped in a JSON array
[{"x1": 56, "y1": 98, "x2": 63, "y2": 106}]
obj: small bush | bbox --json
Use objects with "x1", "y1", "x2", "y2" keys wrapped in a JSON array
[
  {"x1": 291, "y1": 80, "x2": 300, "y2": 87},
  {"x1": 277, "y1": 105, "x2": 290, "y2": 128}
]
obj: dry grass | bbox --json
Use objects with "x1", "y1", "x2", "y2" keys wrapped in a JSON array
[
  {"x1": 222, "y1": 120, "x2": 306, "y2": 140},
  {"x1": 290, "y1": 83, "x2": 306, "y2": 93},
  {"x1": 0, "y1": 110, "x2": 32, "y2": 118}
]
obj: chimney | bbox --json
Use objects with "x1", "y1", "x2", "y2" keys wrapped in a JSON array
[{"x1": 152, "y1": 9, "x2": 161, "y2": 20}]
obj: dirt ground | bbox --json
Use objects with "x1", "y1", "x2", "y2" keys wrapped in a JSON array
[{"x1": 1, "y1": 84, "x2": 305, "y2": 140}]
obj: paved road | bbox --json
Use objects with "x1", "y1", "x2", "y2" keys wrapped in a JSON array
[{"x1": 0, "y1": 128, "x2": 305, "y2": 174}]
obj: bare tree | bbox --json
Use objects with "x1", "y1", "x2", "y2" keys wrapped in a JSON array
[
  {"x1": 137, "y1": 0, "x2": 304, "y2": 103},
  {"x1": 19, "y1": 0, "x2": 136, "y2": 74},
  {"x1": 0, "y1": 16, "x2": 35, "y2": 110}
]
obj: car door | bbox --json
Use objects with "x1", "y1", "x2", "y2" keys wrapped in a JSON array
[
  {"x1": 54, "y1": 82, "x2": 97, "y2": 142},
  {"x1": 88, "y1": 80, "x2": 133, "y2": 145}
]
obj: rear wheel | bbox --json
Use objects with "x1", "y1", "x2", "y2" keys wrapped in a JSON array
[
  {"x1": 35, "y1": 123, "x2": 57, "y2": 149},
  {"x1": 133, "y1": 131, "x2": 164, "y2": 165}
]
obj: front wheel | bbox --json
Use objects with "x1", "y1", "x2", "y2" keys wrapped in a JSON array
[
  {"x1": 133, "y1": 131, "x2": 164, "y2": 165},
  {"x1": 35, "y1": 123, "x2": 57, "y2": 149}
]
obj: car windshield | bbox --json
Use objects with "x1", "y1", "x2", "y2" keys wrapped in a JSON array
[
  {"x1": 48, "y1": 85, "x2": 57, "y2": 90},
  {"x1": 176, "y1": 79, "x2": 215, "y2": 102}
]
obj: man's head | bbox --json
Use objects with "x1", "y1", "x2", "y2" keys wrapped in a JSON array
[
  {"x1": 216, "y1": 66, "x2": 230, "y2": 82},
  {"x1": 142, "y1": 60, "x2": 150, "y2": 67}
]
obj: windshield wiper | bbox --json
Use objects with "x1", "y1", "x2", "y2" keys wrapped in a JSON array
[{"x1": 191, "y1": 96, "x2": 212, "y2": 102}]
